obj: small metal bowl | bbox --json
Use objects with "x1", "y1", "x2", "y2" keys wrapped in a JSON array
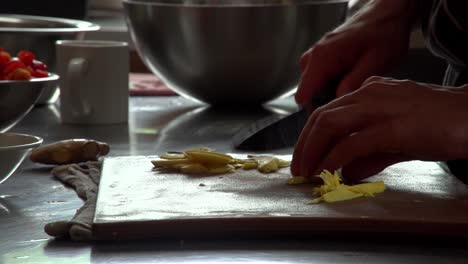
[
  {"x1": 124, "y1": 0, "x2": 348, "y2": 106},
  {"x1": 0, "y1": 14, "x2": 100, "y2": 104},
  {"x1": 0, "y1": 73, "x2": 59, "y2": 132},
  {"x1": 0, "y1": 133, "x2": 43, "y2": 185}
]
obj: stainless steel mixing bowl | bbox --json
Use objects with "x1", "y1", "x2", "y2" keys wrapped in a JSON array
[
  {"x1": 124, "y1": 0, "x2": 348, "y2": 106},
  {"x1": 0, "y1": 74, "x2": 59, "y2": 132},
  {"x1": 0, "y1": 14, "x2": 100, "y2": 104},
  {"x1": 0, "y1": 133, "x2": 43, "y2": 185}
]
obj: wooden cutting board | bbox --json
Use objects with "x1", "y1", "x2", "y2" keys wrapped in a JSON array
[{"x1": 93, "y1": 155, "x2": 468, "y2": 240}]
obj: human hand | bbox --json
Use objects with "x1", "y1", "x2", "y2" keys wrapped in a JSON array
[
  {"x1": 291, "y1": 76, "x2": 468, "y2": 181},
  {"x1": 295, "y1": 0, "x2": 418, "y2": 106}
]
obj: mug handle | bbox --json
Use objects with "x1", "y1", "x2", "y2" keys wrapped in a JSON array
[{"x1": 67, "y1": 58, "x2": 92, "y2": 118}]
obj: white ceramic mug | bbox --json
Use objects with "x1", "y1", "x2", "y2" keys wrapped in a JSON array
[{"x1": 56, "y1": 40, "x2": 129, "y2": 124}]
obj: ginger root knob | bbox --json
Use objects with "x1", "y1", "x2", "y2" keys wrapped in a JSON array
[{"x1": 30, "y1": 139, "x2": 110, "y2": 165}]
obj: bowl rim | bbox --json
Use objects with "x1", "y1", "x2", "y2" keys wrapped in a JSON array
[
  {"x1": 56, "y1": 40, "x2": 128, "y2": 48},
  {"x1": 0, "y1": 133, "x2": 43, "y2": 151},
  {"x1": 123, "y1": 0, "x2": 348, "y2": 7},
  {"x1": 0, "y1": 72, "x2": 59, "y2": 83},
  {"x1": 0, "y1": 14, "x2": 100, "y2": 33}
]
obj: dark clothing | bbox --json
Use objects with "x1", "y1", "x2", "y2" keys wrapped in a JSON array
[
  {"x1": 422, "y1": 0, "x2": 468, "y2": 183},
  {"x1": 443, "y1": 66, "x2": 468, "y2": 184}
]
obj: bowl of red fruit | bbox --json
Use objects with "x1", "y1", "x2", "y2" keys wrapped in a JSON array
[
  {"x1": 0, "y1": 48, "x2": 58, "y2": 132},
  {"x1": 0, "y1": 14, "x2": 99, "y2": 104}
]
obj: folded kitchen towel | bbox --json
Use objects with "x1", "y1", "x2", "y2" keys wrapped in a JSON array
[{"x1": 44, "y1": 162, "x2": 102, "y2": 242}]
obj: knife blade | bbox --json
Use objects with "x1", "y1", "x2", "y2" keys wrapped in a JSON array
[{"x1": 233, "y1": 84, "x2": 337, "y2": 151}]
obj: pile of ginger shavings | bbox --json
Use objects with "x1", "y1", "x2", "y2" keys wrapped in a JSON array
[
  {"x1": 288, "y1": 170, "x2": 386, "y2": 204},
  {"x1": 151, "y1": 147, "x2": 290, "y2": 174}
]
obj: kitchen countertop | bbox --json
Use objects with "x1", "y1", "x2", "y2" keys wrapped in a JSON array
[{"x1": 1, "y1": 96, "x2": 468, "y2": 263}]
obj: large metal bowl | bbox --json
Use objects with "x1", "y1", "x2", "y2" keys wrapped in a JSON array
[
  {"x1": 124, "y1": 0, "x2": 348, "y2": 106},
  {"x1": 0, "y1": 14, "x2": 100, "y2": 104},
  {"x1": 0, "y1": 133, "x2": 43, "y2": 185},
  {"x1": 0, "y1": 74, "x2": 59, "y2": 132}
]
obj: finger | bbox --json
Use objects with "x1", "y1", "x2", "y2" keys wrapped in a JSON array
[
  {"x1": 341, "y1": 154, "x2": 413, "y2": 181},
  {"x1": 296, "y1": 104, "x2": 389, "y2": 178},
  {"x1": 336, "y1": 51, "x2": 391, "y2": 97},
  {"x1": 306, "y1": 92, "x2": 358, "y2": 125},
  {"x1": 299, "y1": 49, "x2": 310, "y2": 72},
  {"x1": 295, "y1": 45, "x2": 349, "y2": 105},
  {"x1": 315, "y1": 120, "x2": 401, "y2": 176},
  {"x1": 292, "y1": 92, "x2": 369, "y2": 176}
]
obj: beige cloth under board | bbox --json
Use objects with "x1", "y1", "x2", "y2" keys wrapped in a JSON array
[{"x1": 44, "y1": 162, "x2": 101, "y2": 241}]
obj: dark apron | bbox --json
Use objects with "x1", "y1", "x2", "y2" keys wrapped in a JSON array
[
  {"x1": 422, "y1": 1, "x2": 468, "y2": 183},
  {"x1": 441, "y1": 66, "x2": 468, "y2": 183}
]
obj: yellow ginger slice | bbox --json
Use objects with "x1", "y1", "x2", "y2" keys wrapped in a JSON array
[
  {"x1": 287, "y1": 176, "x2": 312, "y2": 185},
  {"x1": 179, "y1": 163, "x2": 209, "y2": 174},
  {"x1": 151, "y1": 158, "x2": 191, "y2": 168},
  {"x1": 249, "y1": 155, "x2": 290, "y2": 173},
  {"x1": 242, "y1": 162, "x2": 258, "y2": 170},
  {"x1": 257, "y1": 157, "x2": 279, "y2": 173},
  {"x1": 159, "y1": 153, "x2": 186, "y2": 160},
  {"x1": 313, "y1": 170, "x2": 342, "y2": 196},
  {"x1": 346, "y1": 181, "x2": 386, "y2": 196},
  {"x1": 309, "y1": 187, "x2": 363, "y2": 204},
  {"x1": 277, "y1": 159, "x2": 291, "y2": 168},
  {"x1": 207, "y1": 164, "x2": 236, "y2": 174},
  {"x1": 309, "y1": 170, "x2": 385, "y2": 204},
  {"x1": 184, "y1": 150, "x2": 235, "y2": 165}
]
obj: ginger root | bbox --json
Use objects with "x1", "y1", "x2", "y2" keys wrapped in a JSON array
[{"x1": 30, "y1": 139, "x2": 110, "y2": 165}]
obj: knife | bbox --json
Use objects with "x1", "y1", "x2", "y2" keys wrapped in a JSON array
[{"x1": 232, "y1": 83, "x2": 338, "y2": 151}]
